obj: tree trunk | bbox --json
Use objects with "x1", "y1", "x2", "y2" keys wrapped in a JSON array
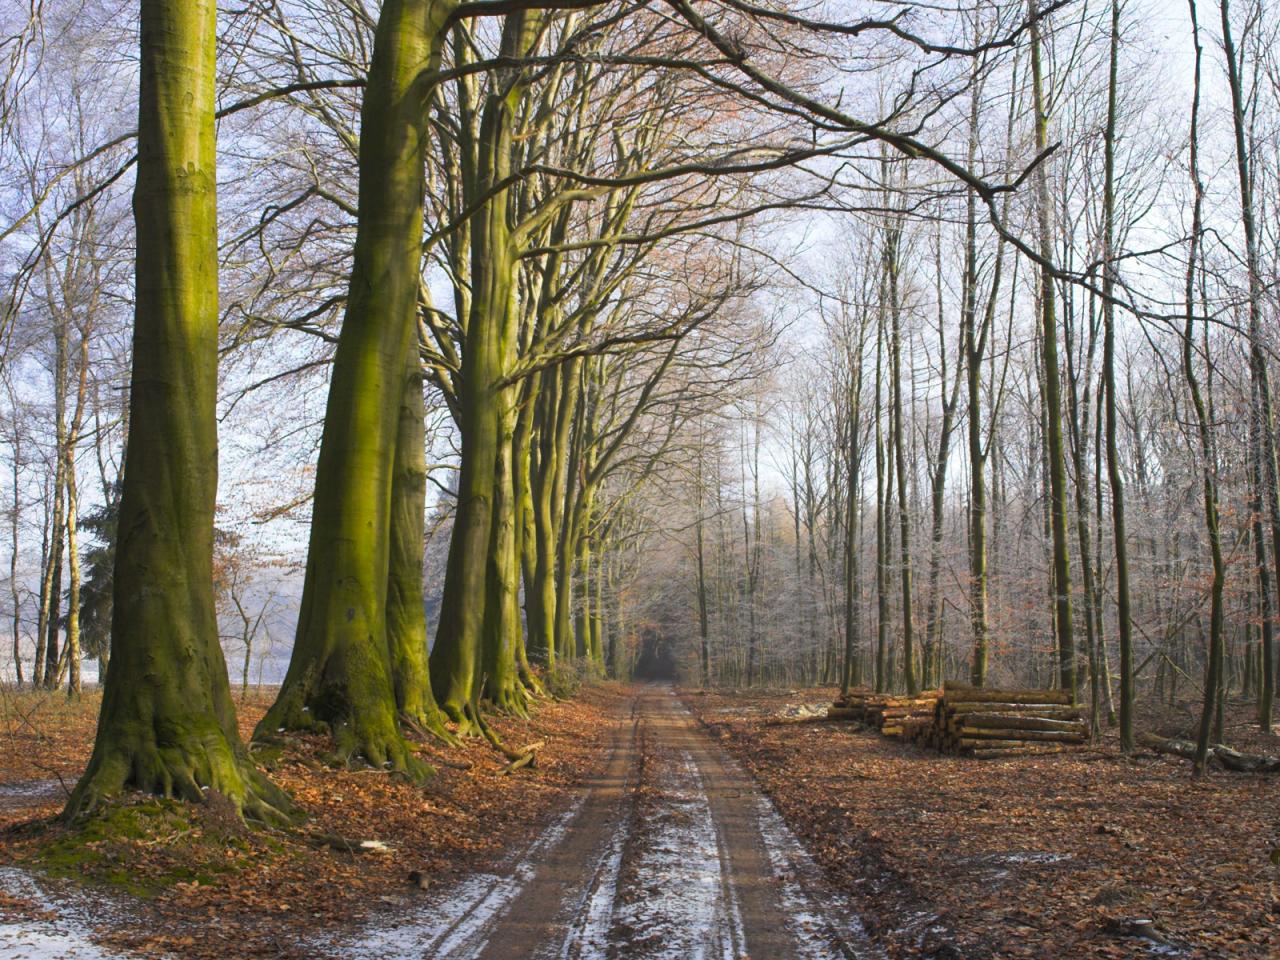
[
  {"x1": 1218, "y1": 0, "x2": 1279, "y2": 734},
  {"x1": 432, "y1": 11, "x2": 540, "y2": 721},
  {"x1": 66, "y1": 0, "x2": 291, "y2": 822},
  {"x1": 1102, "y1": 0, "x2": 1136, "y2": 751},
  {"x1": 9, "y1": 422, "x2": 23, "y2": 687},
  {"x1": 886, "y1": 212, "x2": 917, "y2": 695},
  {"x1": 258, "y1": 0, "x2": 453, "y2": 771},
  {"x1": 1182, "y1": 1, "x2": 1224, "y2": 776},
  {"x1": 386, "y1": 349, "x2": 451, "y2": 737},
  {"x1": 1028, "y1": 0, "x2": 1077, "y2": 697}
]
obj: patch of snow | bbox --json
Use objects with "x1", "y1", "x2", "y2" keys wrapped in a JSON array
[
  {"x1": 543, "y1": 807, "x2": 627, "y2": 960},
  {"x1": 751, "y1": 785, "x2": 886, "y2": 960},
  {"x1": 609, "y1": 749, "x2": 742, "y2": 960},
  {"x1": 0, "y1": 923, "x2": 122, "y2": 959},
  {"x1": 774, "y1": 703, "x2": 828, "y2": 721},
  {"x1": 998, "y1": 852, "x2": 1070, "y2": 866},
  {"x1": 0, "y1": 780, "x2": 63, "y2": 802},
  {"x1": 0, "y1": 869, "x2": 133, "y2": 959},
  {"x1": 319, "y1": 793, "x2": 586, "y2": 959}
]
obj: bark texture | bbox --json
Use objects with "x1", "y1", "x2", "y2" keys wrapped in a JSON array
[{"x1": 66, "y1": 0, "x2": 290, "y2": 822}]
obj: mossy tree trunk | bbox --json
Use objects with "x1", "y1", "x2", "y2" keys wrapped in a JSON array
[
  {"x1": 387, "y1": 348, "x2": 451, "y2": 738},
  {"x1": 481, "y1": 385, "x2": 527, "y2": 712},
  {"x1": 513, "y1": 375, "x2": 545, "y2": 696},
  {"x1": 256, "y1": 0, "x2": 454, "y2": 773},
  {"x1": 65, "y1": 0, "x2": 291, "y2": 822},
  {"x1": 431, "y1": 11, "x2": 539, "y2": 723}
]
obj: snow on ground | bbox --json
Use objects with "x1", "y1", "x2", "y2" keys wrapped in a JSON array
[
  {"x1": 751, "y1": 791, "x2": 886, "y2": 960},
  {"x1": 0, "y1": 868, "x2": 130, "y2": 960},
  {"x1": 315, "y1": 794, "x2": 587, "y2": 960},
  {"x1": 535, "y1": 800, "x2": 627, "y2": 960},
  {"x1": 607, "y1": 749, "x2": 744, "y2": 960},
  {"x1": 0, "y1": 780, "x2": 64, "y2": 809}
]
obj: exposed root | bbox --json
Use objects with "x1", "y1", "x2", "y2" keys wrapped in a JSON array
[
  {"x1": 439, "y1": 698, "x2": 479, "y2": 738},
  {"x1": 332, "y1": 718, "x2": 430, "y2": 782},
  {"x1": 258, "y1": 685, "x2": 429, "y2": 782},
  {"x1": 63, "y1": 736, "x2": 297, "y2": 828},
  {"x1": 401, "y1": 711, "x2": 461, "y2": 748},
  {"x1": 517, "y1": 659, "x2": 547, "y2": 699},
  {"x1": 473, "y1": 707, "x2": 531, "y2": 763},
  {"x1": 490, "y1": 682, "x2": 530, "y2": 718}
]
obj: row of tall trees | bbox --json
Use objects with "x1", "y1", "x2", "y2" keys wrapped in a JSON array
[
  {"x1": 1, "y1": 0, "x2": 1276, "y2": 819},
  {"x1": 643, "y1": 0, "x2": 1280, "y2": 775},
  {"x1": 0, "y1": 0, "x2": 936, "y2": 816}
]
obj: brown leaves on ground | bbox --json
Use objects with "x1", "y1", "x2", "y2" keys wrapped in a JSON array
[
  {"x1": 685, "y1": 688, "x2": 1280, "y2": 960},
  {"x1": 0, "y1": 684, "x2": 626, "y2": 958}
]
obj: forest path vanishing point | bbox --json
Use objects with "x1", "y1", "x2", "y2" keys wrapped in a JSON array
[{"x1": 323, "y1": 685, "x2": 884, "y2": 960}]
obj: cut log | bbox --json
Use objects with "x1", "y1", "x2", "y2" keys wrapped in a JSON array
[
  {"x1": 943, "y1": 688, "x2": 1072, "y2": 705},
  {"x1": 957, "y1": 737, "x2": 1085, "y2": 750},
  {"x1": 957, "y1": 732, "x2": 1085, "y2": 747},
  {"x1": 1212, "y1": 745, "x2": 1280, "y2": 773},
  {"x1": 1139, "y1": 733, "x2": 1280, "y2": 772},
  {"x1": 825, "y1": 707, "x2": 863, "y2": 721},
  {"x1": 945, "y1": 702, "x2": 1085, "y2": 718},
  {"x1": 1137, "y1": 732, "x2": 1198, "y2": 759},
  {"x1": 961, "y1": 715, "x2": 1090, "y2": 733},
  {"x1": 965, "y1": 744, "x2": 1087, "y2": 758}
]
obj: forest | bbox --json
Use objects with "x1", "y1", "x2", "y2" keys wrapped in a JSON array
[{"x1": 0, "y1": 0, "x2": 1277, "y2": 956}]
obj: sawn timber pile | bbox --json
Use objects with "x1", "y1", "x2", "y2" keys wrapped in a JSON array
[
  {"x1": 924, "y1": 681, "x2": 1089, "y2": 756},
  {"x1": 827, "y1": 681, "x2": 1089, "y2": 756},
  {"x1": 827, "y1": 688, "x2": 940, "y2": 736}
]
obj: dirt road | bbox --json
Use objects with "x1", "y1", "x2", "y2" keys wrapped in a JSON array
[{"x1": 333, "y1": 685, "x2": 881, "y2": 960}]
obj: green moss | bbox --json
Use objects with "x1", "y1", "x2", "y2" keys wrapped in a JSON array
[
  {"x1": 33, "y1": 798, "x2": 254, "y2": 898},
  {"x1": 248, "y1": 743, "x2": 284, "y2": 770}
]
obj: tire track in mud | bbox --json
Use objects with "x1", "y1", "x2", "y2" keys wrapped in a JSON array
[{"x1": 333, "y1": 685, "x2": 882, "y2": 960}]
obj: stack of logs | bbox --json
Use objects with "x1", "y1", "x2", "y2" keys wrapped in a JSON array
[
  {"x1": 925, "y1": 682, "x2": 1089, "y2": 756},
  {"x1": 828, "y1": 688, "x2": 940, "y2": 737},
  {"x1": 827, "y1": 681, "x2": 1090, "y2": 756}
]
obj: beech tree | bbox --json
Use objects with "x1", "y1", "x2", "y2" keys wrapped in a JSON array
[
  {"x1": 65, "y1": 0, "x2": 292, "y2": 821},
  {"x1": 255, "y1": 0, "x2": 455, "y2": 770}
]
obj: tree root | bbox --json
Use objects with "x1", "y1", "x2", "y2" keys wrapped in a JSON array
[
  {"x1": 439, "y1": 698, "x2": 479, "y2": 738},
  {"x1": 258, "y1": 692, "x2": 428, "y2": 783},
  {"x1": 63, "y1": 736, "x2": 297, "y2": 827},
  {"x1": 401, "y1": 711, "x2": 460, "y2": 749},
  {"x1": 489, "y1": 682, "x2": 530, "y2": 718},
  {"x1": 517, "y1": 661, "x2": 546, "y2": 699}
]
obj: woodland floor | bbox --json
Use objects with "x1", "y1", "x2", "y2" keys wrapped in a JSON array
[
  {"x1": 685, "y1": 687, "x2": 1280, "y2": 959},
  {"x1": 0, "y1": 683, "x2": 1275, "y2": 959},
  {"x1": 0, "y1": 683, "x2": 623, "y2": 958}
]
